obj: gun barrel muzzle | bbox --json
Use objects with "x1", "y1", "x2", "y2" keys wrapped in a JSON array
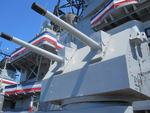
[
  {"x1": 0, "y1": 32, "x2": 13, "y2": 41},
  {"x1": 31, "y1": 2, "x2": 46, "y2": 16}
]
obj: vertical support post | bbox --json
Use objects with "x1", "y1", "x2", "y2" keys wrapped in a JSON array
[
  {"x1": 36, "y1": 55, "x2": 42, "y2": 81},
  {"x1": 29, "y1": 96, "x2": 34, "y2": 112}
]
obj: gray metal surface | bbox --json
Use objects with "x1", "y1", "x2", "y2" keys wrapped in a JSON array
[
  {"x1": 4, "y1": 106, "x2": 133, "y2": 113},
  {"x1": 1, "y1": 0, "x2": 150, "y2": 112},
  {"x1": 39, "y1": 105, "x2": 133, "y2": 113},
  {"x1": 133, "y1": 100, "x2": 150, "y2": 110},
  {"x1": 40, "y1": 21, "x2": 150, "y2": 104},
  {"x1": 0, "y1": 94, "x2": 4, "y2": 112}
]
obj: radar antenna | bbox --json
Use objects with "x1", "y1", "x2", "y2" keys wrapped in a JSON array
[{"x1": 53, "y1": 0, "x2": 86, "y2": 17}]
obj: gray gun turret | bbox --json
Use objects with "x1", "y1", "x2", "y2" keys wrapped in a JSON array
[{"x1": 1, "y1": 1, "x2": 150, "y2": 113}]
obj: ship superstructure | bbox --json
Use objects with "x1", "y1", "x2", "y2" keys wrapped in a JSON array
[
  {"x1": 1, "y1": 26, "x2": 64, "y2": 111},
  {"x1": 0, "y1": 57, "x2": 18, "y2": 112},
  {"x1": 0, "y1": 0, "x2": 150, "y2": 113}
]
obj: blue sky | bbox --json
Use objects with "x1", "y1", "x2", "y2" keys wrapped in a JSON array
[{"x1": 0, "y1": 0, "x2": 58, "y2": 59}]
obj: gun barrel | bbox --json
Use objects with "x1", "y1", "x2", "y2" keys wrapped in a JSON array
[
  {"x1": 0, "y1": 32, "x2": 64, "y2": 63},
  {"x1": 32, "y1": 3, "x2": 101, "y2": 50}
]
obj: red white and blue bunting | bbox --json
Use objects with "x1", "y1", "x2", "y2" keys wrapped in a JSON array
[
  {"x1": 0, "y1": 79, "x2": 17, "y2": 85},
  {"x1": 91, "y1": 0, "x2": 138, "y2": 27},
  {"x1": 4, "y1": 82, "x2": 41, "y2": 95},
  {"x1": 10, "y1": 32, "x2": 64, "y2": 60}
]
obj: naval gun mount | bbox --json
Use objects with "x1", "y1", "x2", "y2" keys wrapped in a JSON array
[{"x1": 1, "y1": 2, "x2": 150, "y2": 113}]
